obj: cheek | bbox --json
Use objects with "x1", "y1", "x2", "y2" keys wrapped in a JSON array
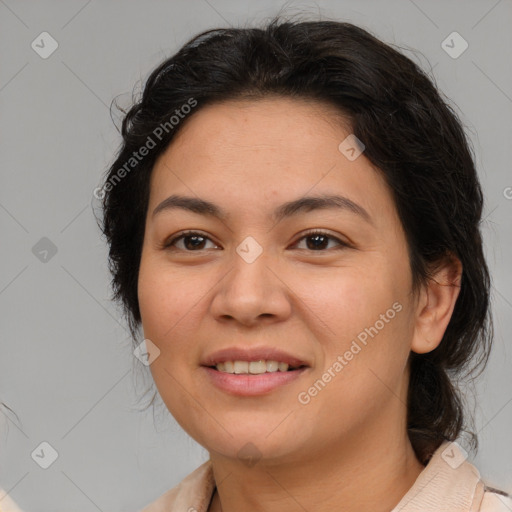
[
  {"x1": 295, "y1": 262, "x2": 412, "y2": 385},
  {"x1": 292, "y1": 263, "x2": 402, "y2": 343},
  {"x1": 137, "y1": 262, "x2": 205, "y2": 428},
  {"x1": 297, "y1": 308, "x2": 411, "y2": 436},
  {"x1": 137, "y1": 258, "x2": 203, "y2": 345}
]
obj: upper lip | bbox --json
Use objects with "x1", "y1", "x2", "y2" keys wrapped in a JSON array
[{"x1": 201, "y1": 347, "x2": 309, "y2": 368}]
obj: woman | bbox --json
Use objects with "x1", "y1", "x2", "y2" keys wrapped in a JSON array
[{"x1": 98, "y1": 16, "x2": 511, "y2": 512}]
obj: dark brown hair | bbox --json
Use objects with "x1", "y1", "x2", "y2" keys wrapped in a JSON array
[{"x1": 97, "y1": 15, "x2": 492, "y2": 464}]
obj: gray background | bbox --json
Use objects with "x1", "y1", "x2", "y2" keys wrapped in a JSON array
[{"x1": 1, "y1": 1, "x2": 511, "y2": 511}]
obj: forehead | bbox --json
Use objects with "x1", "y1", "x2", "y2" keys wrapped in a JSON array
[
  {"x1": 169, "y1": 95, "x2": 351, "y2": 154},
  {"x1": 148, "y1": 97, "x2": 395, "y2": 227}
]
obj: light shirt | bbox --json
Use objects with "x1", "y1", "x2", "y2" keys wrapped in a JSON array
[
  {"x1": 0, "y1": 488, "x2": 24, "y2": 512},
  {"x1": 140, "y1": 441, "x2": 512, "y2": 512}
]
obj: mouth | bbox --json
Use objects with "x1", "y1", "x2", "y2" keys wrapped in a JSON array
[
  {"x1": 201, "y1": 346, "x2": 310, "y2": 375},
  {"x1": 201, "y1": 360, "x2": 309, "y2": 396},
  {"x1": 206, "y1": 360, "x2": 308, "y2": 374}
]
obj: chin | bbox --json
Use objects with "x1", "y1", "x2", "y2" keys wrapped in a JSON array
[{"x1": 199, "y1": 427, "x2": 308, "y2": 465}]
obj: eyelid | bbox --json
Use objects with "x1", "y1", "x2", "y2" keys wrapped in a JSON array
[
  {"x1": 163, "y1": 228, "x2": 352, "y2": 251},
  {"x1": 162, "y1": 229, "x2": 218, "y2": 249},
  {"x1": 296, "y1": 228, "x2": 351, "y2": 248}
]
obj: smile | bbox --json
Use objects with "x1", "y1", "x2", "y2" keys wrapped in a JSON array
[
  {"x1": 202, "y1": 364, "x2": 308, "y2": 396},
  {"x1": 212, "y1": 360, "x2": 305, "y2": 374}
]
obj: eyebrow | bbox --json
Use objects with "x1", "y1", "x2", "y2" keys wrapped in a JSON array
[{"x1": 152, "y1": 193, "x2": 373, "y2": 225}]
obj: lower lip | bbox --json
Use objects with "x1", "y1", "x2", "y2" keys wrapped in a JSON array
[{"x1": 202, "y1": 366, "x2": 308, "y2": 396}]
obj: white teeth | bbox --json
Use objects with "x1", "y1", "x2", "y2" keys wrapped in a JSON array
[
  {"x1": 278, "y1": 362, "x2": 289, "y2": 372},
  {"x1": 214, "y1": 360, "x2": 295, "y2": 374},
  {"x1": 266, "y1": 360, "x2": 279, "y2": 372},
  {"x1": 233, "y1": 361, "x2": 249, "y2": 374},
  {"x1": 249, "y1": 360, "x2": 267, "y2": 374}
]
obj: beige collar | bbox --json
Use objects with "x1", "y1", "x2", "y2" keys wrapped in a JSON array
[
  {"x1": 391, "y1": 441, "x2": 484, "y2": 511},
  {"x1": 143, "y1": 441, "x2": 485, "y2": 511}
]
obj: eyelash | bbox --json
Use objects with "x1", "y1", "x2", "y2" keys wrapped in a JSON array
[{"x1": 163, "y1": 229, "x2": 350, "y2": 252}]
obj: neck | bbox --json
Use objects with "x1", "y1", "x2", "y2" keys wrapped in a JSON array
[{"x1": 208, "y1": 418, "x2": 425, "y2": 512}]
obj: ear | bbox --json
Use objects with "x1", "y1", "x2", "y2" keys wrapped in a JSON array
[{"x1": 411, "y1": 254, "x2": 463, "y2": 354}]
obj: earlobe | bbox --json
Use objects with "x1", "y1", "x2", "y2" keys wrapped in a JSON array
[{"x1": 410, "y1": 255, "x2": 462, "y2": 355}]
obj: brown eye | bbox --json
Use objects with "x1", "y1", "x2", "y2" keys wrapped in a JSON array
[
  {"x1": 293, "y1": 230, "x2": 349, "y2": 251},
  {"x1": 164, "y1": 229, "x2": 349, "y2": 252},
  {"x1": 165, "y1": 231, "x2": 218, "y2": 251}
]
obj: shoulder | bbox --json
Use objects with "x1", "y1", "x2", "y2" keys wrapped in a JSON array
[
  {"x1": 392, "y1": 441, "x2": 512, "y2": 512},
  {"x1": 0, "y1": 487, "x2": 24, "y2": 512},
  {"x1": 479, "y1": 487, "x2": 512, "y2": 512},
  {"x1": 140, "y1": 460, "x2": 215, "y2": 512}
]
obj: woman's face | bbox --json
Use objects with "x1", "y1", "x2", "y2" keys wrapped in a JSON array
[{"x1": 138, "y1": 97, "x2": 420, "y2": 464}]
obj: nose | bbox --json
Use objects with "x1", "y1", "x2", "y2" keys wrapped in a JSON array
[{"x1": 209, "y1": 244, "x2": 292, "y2": 327}]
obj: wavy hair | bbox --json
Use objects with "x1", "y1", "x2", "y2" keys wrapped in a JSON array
[{"x1": 97, "y1": 15, "x2": 493, "y2": 464}]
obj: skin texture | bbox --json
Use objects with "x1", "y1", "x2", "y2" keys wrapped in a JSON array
[{"x1": 137, "y1": 97, "x2": 462, "y2": 512}]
